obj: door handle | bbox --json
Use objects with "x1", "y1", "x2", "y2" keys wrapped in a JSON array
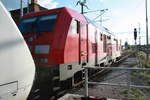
[{"x1": 81, "y1": 51, "x2": 87, "y2": 56}]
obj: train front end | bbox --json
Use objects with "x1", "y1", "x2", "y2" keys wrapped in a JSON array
[
  {"x1": 19, "y1": 6, "x2": 90, "y2": 99},
  {"x1": 19, "y1": 8, "x2": 70, "y2": 99}
]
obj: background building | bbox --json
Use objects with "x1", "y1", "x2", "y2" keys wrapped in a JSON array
[{"x1": 10, "y1": 0, "x2": 47, "y2": 24}]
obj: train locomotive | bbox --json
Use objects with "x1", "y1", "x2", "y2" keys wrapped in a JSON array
[
  {"x1": 19, "y1": 7, "x2": 121, "y2": 100},
  {"x1": 0, "y1": 1, "x2": 35, "y2": 100}
]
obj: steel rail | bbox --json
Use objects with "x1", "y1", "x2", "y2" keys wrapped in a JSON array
[
  {"x1": 85, "y1": 67, "x2": 150, "y2": 71},
  {"x1": 88, "y1": 82, "x2": 150, "y2": 89}
]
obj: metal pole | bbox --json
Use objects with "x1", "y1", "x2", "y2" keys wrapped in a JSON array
[
  {"x1": 77, "y1": 0, "x2": 86, "y2": 14},
  {"x1": 88, "y1": 82, "x2": 150, "y2": 89},
  {"x1": 20, "y1": 0, "x2": 23, "y2": 18},
  {"x1": 145, "y1": 0, "x2": 149, "y2": 60},
  {"x1": 139, "y1": 23, "x2": 141, "y2": 45},
  {"x1": 86, "y1": 67, "x2": 150, "y2": 71},
  {"x1": 81, "y1": 3, "x2": 84, "y2": 14},
  {"x1": 27, "y1": 0, "x2": 30, "y2": 13},
  {"x1": 85, "y1": 68, "x2": 89, "y2": 97}
]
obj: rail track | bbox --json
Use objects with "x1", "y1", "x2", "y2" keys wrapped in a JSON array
[
  {"x1": 29, "y1": 52, "x2": 133, "y2": 100},
  {"x1": 63, "y1": 52, "x2": 134, "y2": 97},
  {"x1": 73, "y1": 52, "x2": 134, "y2": 87}
]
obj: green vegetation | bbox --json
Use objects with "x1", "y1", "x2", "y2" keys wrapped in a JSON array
[
  {"x1": 122, "y1": 45, "x2": 133, "y2": 54},
  {"x1": 135, "y1": 51, "x2": 150, "y2": 68},
  {"x1": 121, "y1": 88, "x2": 150, "y2": 100},
  {"x1": 138, "y1": 45, "x2": 150, "y2": 51},
  {"x1": 137, "y1": 51, "x2": 147, "y2": 62},
  {"x1": 121, "y1": 51, "x2": 150, "y2": 100},
  {"x1": 133, "y1": 51, "x2": 150, "y2": 85},
  {"x1": 136, "y1": 51, "x2": 148, "y2": 68},
  {"x1": 132, "y1": 71, "x2": 150, "y2": 86}
]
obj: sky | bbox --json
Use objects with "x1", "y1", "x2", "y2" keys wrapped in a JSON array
[{"x1": 1, "y1": 0, "x2": 150, "y2": 45}]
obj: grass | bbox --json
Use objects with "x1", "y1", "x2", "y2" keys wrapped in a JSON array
[
  {"x1": 122, "y1": 48, "x2": 133, "y2": 54},
  {"x1": 121, "y1": 88, "x2": 150, "y2": 100},
  {"x1": 121, "y1": 51, "x2": 150, "y2": 100}
]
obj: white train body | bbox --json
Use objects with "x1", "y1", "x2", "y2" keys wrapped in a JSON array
[{"x1": 0, "y1": 1, "x2": 35, "y2": 100}]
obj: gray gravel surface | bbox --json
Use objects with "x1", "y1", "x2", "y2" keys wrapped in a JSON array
[{"x1": 67, "y1": 57, "x2": 138, "y2": 100}]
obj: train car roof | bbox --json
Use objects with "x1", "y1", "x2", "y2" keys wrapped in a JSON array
[
  {"x1": 22, "y1": 7, "x2": 87, "y2": 23},
  {"x1": 22, "y1": 7, "x2": 118, "y2": 39}
]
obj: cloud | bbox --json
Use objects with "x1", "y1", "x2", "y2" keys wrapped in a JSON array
[
  {"x1": 38, "y1": 0, "x2": 52, "y2": 5},
  {"x1": 100, "y1": 0, "x2": 104, "y2": 2},
  {"x1": 49, "y1": 2, "x2": 58, "y2": 9},
  {"x1": 38, "y1": 0, "x2": 59, "y2": 9}
]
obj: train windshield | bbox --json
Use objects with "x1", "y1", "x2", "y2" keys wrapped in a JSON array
[{"x1": 19, "y1": 14, "x2": 58, "y2": 34}]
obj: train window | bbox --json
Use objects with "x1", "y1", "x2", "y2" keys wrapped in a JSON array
[
  {"x1": 107, "y1": 36, "x2": 111, "y2": 39},
  {"x1": 92, "y1": 43, "x2": 97, "y2": 53},
  {"x1": 19, "y1": 17, "x2": 37, "y2": 33},
  {"x1": 35, "y1": 45, "x2": 50, "y2": 54},
  {"x1": 70, "y1": 19, "x2": 80, "y2": 34},
  {"x1": 116, "y1": 40, "x2": 118, "y2": 51},
  {"x1": 21, "y1": 17, "x2": 37, "y2": 23},
  {"x1": 114, "y1": 39, "x2": 118, "y2": 51},
  {"x1": 100, "y1": 34, "x2": 103, "y2": 41},
  {"x1": 19, "y1": 14, "x2": 58, "y2": 33},
  {"x1": 38, "y1": 14, "x2": 57, "y2": 32},
  {"x1": 103, "y1": 35, "x2": 107, "y2": 52},
  {"x1": 77, "y1": 21, "x2": 80, "y2": 33}
]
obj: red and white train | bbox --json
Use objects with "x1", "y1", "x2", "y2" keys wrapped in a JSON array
[{"x1": 19, "y1": 7, "x2": 121, "y2": 100}]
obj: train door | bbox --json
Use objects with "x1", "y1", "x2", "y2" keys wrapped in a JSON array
[
  {"x1": 95, "y1": 30, "x2": 98, "y2": 65},
  {"x1": 88, "y1": 24, "x2": 97, "y2": 65},
  {"x1": 79, "y1": 23, "x2": 88, "y2": 65},
  {"x1": 103, "y1": 35, "x2": 107, "y2": 53},
  {"x1": 107, "y1": 36, "x2": 112, "y2": 56}
]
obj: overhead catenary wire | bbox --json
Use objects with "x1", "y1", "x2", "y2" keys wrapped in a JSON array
[{"x1": 20, "y1": 0, "x2": 23, "y2": 17}]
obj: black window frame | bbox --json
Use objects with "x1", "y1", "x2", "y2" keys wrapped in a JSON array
[{"x1": 19, "y1": 13, "x2": 58, "y2": 34}]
